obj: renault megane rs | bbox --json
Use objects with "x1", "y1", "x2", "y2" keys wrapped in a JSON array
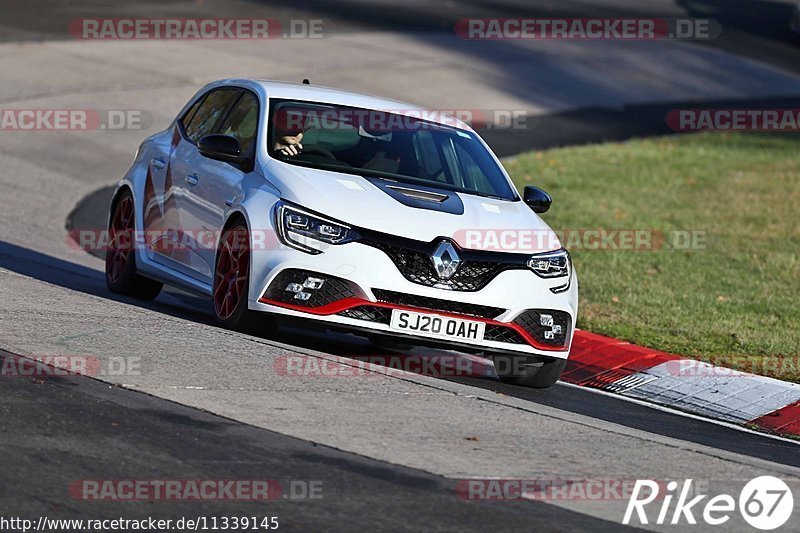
[{"x1": 105, "y1": 78, "x2": 578, "y2": 387}]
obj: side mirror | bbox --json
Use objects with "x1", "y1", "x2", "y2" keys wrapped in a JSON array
[
  {"x1": 523, "y1": 186, "x2": 552, "y2": 213},
  {"x1": 198, "y1": 134, "x2": 242, "y2": 164}
]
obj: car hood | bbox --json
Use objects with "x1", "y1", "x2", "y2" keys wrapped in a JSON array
[{"x1": 264, "y1": 161, "x2": 561, "y2": 253}]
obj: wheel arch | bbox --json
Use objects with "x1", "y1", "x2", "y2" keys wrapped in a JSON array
[
  {"x1": 221, "y1": 209, "x2": 249, "y2": 231},
  {"x1": 108, "y1": 184, "x2": 135, "y2": 229},
  {"x1": 215, "y1": 209, "x2": 252, "y2": 269}
]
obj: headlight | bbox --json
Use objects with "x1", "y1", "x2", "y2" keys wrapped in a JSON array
[
  {"x1": 275, "y1": 201, "x2": 359, "y2": 254},
  {"x1": 527, "y1": 249, "x2": 570, "y2": 278}
]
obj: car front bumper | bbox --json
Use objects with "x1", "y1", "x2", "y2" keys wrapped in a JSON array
[{"x1": 248, "y1": 240, "x2": 578, "y2": 359}]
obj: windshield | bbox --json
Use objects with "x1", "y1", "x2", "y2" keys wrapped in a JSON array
[{"x1": 268, "y1": 99, "x2": 518, "y2": 200}]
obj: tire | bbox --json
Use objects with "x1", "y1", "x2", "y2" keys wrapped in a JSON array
[
  {"x1": 105, "y1": 190, "x2": 163, "y2": 301},
  {"x1": 212, "y1": 220, "x2": 273, "y2": 335},
  {"x1": 493, "y1": 355, "x2": 566, "y2": 388}
]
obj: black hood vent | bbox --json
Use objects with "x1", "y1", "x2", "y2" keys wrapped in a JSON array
[
  {"x1": 386, "y1": 185, "x2": 448, "y2": 203},
  {"x1": 366, "y1": 177, "x2": 464, "y2": 215}
]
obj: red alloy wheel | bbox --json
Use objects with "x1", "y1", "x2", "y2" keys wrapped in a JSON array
[
  {"x1": 213, "y1": 225, "x2": 250, "y2": 321},
  {"x1": 105, "y1": 195, "x2": 134, "y2": 285}
]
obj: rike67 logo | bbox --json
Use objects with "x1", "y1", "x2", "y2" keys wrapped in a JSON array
[{"x1": 624, "y1": 477, "x2": 794, "y2": 530}]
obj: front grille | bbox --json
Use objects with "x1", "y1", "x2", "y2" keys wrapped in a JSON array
[
  {"x1": 514, "y1": 309, "x2": 571, "y2": 347},
  {"x1": 372, "y1": 289, "x2": 504, "y2": 319},
  {"x1": 263, "y1": 269, "x2": 358, "y2": 308},
  {"x1": 367, "y1": 242, "x2": 512, "y2": 292}
]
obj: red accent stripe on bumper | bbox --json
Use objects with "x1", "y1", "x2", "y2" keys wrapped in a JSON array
[{"x1": 257, "y1": 296, "x2": 569, "y2": 352}]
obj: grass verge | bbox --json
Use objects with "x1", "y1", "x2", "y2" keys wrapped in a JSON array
[{"x1": 505, "y1": 132, "x2": 799, "y2": 381}]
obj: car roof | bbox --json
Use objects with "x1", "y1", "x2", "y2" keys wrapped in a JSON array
[{"x1": 219, "y1": 78, "x2": 473, "y2": 131}]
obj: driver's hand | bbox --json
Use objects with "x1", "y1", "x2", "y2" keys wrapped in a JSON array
[{"x1": 274, "y1": 132, "x2": 304, "y2": 156}]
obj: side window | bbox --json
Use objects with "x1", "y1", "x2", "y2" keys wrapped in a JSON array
[
  {"x1": 218, "y1": 92, "x2": 259, "y2": 155},
  {"x1": 179, "y1": 97, "x2": 204, "y2": 131},
  {"x1": 184, "y1": 89, "x2": 240, "y2": 144}
]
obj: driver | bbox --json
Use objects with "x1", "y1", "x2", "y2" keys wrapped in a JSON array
[{"x1": 274, "y1": 131, "x2": 304, "y2": 157}]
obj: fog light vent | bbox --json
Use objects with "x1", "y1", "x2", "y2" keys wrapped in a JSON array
[
  {"x1": 263, "y1": 269, "x2": 360, "y2": 308},
  {"x1": 513, "y1": 309, "x2": 571, "y2": 347}
]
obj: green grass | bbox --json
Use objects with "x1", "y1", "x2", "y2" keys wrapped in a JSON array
[{"x1": 505, "y1": 132, "x2": 800, "y2": 380}]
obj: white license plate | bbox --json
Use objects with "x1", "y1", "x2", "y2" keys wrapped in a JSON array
[{"x1": 389, "y1": 310, "x2": 485, "y2": 342}]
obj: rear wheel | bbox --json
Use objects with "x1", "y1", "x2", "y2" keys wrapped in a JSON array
[
  {"x1": 493, "y1": 355, "x2": 566, "y2": 388},
  {"x1": 213, "y1": 221, "x2": 273, "y2": 335},
  {"x1": 105, "y1": 190, "x2": 163, "y2": 300}
]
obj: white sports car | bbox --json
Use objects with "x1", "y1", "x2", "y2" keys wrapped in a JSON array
[{"x1": 106, "y1": 78, "x2": 578, "y2": 387}]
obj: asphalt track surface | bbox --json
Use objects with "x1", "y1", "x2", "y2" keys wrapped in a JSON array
[
  {"x1": 2, "y1": 1, "x2": 800, "y2": 531},
  {"x1": 1, "y1": 350, "x2": 628, "y2": 532},
  {"x1": 2, "y1": 0, "x2": 800, "y2": 75}
]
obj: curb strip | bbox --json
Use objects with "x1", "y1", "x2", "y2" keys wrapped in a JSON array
[{"x1": 565, "y1": 330, "x2": 800, "y2": 438}]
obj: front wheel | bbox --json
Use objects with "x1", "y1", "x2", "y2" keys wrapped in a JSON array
[
  {"x1": 212, "y1": 222, "x2": 273, "y2": 335},
  {"x1": 493, "y1": 355, "x2": 566, "y2": 388}
]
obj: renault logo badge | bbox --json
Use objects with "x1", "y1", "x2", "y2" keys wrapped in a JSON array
[{"x1": 431, "y1": 240, "x2": 462, "y2": 280}]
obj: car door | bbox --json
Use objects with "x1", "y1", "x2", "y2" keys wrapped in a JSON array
[
  {"x1": 142, "y1": 97, "x2": 205, "y2": 267},
  {"x1": 163, "y1": 88, "x2": 242, "y2": 280},
  {"x1": 184, "y1": 90, "x2": 261, "y2": 282}
]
